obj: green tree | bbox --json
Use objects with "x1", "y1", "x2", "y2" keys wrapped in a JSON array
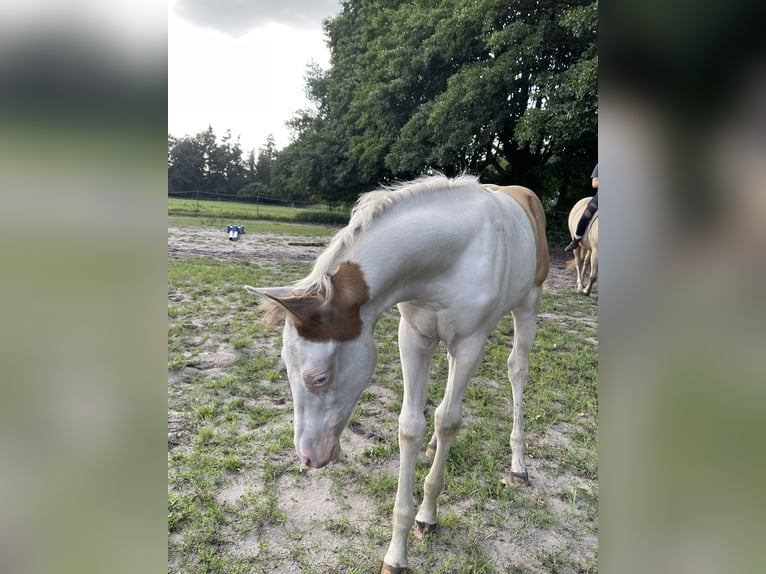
[
  {"x1": 193, "y1": 125, "x2": 220, "y2": 192},
  {"x1": 168, "y1": 126, "x2": 251, "y2": 196},
  {"x1": 282, "y1": 0, "x2": 598, "y2": 214},
  {"x1": 240, "y1": 135, "x2": 280, "y2": 200},
  {"x1": 220, "y1": 129, "x2": 247, "y2": 194},
  {"x1": 271, "y1": 61, "x2": 369, "y2": 205},
  {"x1": 188, "y1": 126, "x2": 242, "y2": 194},
  {"x1": 253, "y1": 134, "x2": 277, "y2": 189},
  {"x1": 168, "y1": 133, "x2": 206, "y2": 193},
  {"x1": 244, "y1": 149, "x2": 257, "y2": 186}
]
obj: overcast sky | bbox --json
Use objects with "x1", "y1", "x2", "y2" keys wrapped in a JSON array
[{"x1": 168, "y1": 0, "x2": 341, "y2": 154}]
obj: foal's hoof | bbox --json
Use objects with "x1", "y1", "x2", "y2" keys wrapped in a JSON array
[
  {"x1": 426, "y1": 440, "x2": 437, "y2": 458},
  {"x1": 511, "y1": 471, "x2": 530, "y2": 485},
  {"x1": 381, "y1": 563, "x2": 406, "y2": 574},
  {"x1": 414, "y1": 520, "x2": 437, "y2": 539}
]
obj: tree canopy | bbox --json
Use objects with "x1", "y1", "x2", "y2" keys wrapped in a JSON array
[{"x1": 277, "y1": 0, "x2": 597, "y2": 209}]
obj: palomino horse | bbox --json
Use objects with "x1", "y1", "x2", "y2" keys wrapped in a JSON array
[
  {"x1": 245, "y1": 174, "x2": 549, "y2": 573},
  {"x1": 567, "y1": 196, "x2": 599, "y2": 295}
]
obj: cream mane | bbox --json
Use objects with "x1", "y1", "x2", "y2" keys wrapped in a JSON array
[{"x1": 293, "y1": 173, "x2": 479, "y2": 301}]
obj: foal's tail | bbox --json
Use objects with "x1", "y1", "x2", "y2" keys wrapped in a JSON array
[{"x1": 566, "y1": 258, "x2": 577, "y2": 272}]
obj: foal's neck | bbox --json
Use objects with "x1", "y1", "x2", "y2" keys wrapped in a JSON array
[{"x1": 343, "y1": 214, "x2": 450, "y2": 323}]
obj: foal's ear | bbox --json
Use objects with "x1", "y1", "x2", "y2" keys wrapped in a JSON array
[
  {"x1": 244, "y1": 285, "x2": 324, "y2": 325},
  {"x1": 244, "y1": 285, "x2": 295, "y2": 299}
]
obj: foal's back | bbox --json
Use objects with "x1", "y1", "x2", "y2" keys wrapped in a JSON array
[{"x1": 388, "y1": 183, "x2": 545, "y2": 343}]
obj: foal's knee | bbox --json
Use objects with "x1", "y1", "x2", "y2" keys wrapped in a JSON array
[
  {"x1": 508, "y1": 352, "x2": 529, "y2": 374},
  {"x1": 434, "y1": 404, "x2": 462, "y2": 436},
  {"x1": 398, "y1": 412, "x2": 426, "y2": 444}
]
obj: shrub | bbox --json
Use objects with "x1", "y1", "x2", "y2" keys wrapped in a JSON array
[{"x1": 293, "y1": 210, "x2": 350, "y2": 225}]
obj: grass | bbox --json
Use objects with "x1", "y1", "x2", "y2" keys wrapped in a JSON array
[
  {"x1": 168, "y1": 216, "x2": 598, "y2": 573},
  {"x1": 168, "y1": 197, "x2": 349, "y2": 223}
]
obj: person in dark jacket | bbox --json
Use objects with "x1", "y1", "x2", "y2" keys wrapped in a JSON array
[{"x1": 565, "y1": 164, "x2": 599, "y2": 252}]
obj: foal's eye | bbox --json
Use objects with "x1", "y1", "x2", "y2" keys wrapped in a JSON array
[{"x1": 304, "y1": 371, "x2": 332, "y2": 389}]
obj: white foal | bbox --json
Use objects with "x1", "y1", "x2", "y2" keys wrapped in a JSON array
[{"x1": 246, "y1": 174, "x2": 549, "y2": 573}]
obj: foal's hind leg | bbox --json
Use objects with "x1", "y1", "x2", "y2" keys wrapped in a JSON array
[
  {"x1": 508, "y1": 285, "x2": 542, "y2": 484},
  {"x1": 415, "y1": 337, "x2": 486, "y2": 533}
]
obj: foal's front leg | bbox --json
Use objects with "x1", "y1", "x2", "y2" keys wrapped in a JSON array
[
  {"x1": 415, "y1": 339, "x2": 486, "y2": 533},
  {"x1": 382, "y1": 319, "x2": 436, "y2": 574}
]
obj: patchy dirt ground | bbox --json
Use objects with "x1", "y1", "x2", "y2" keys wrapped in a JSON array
[
  {"x1": 168, "y1": 226, "x2": 327, "y2": 265},
  {"x1": 168, "y1": 224, "x2": 597, "y2": 573}
]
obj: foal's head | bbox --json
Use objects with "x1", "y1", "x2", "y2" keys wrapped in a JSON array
[{"x1": 247, "y1": 262, "x2": 376, "y2": 468}]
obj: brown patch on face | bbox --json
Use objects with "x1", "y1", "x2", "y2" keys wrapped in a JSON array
[{"x1": 263, "y1": 261, "x2": 370, "y2": 341}]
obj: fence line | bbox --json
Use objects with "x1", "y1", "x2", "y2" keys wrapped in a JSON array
[{"x1": 167, "y1": 189, "x2": 330, "y2": 209}]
